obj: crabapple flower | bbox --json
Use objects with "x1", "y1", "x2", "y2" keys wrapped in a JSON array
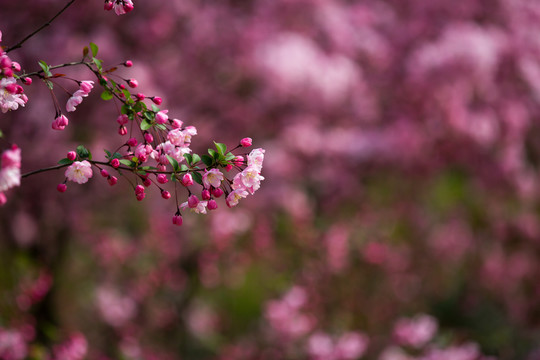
[
  {"x1": 181, "y1": 199, "x2": 208, "y2": 214},
  {"x1": 247, "y1": 148, "x2": 265, "y2": 170},
  {"x1": 226, "y1": 188, "x2": 249, "y2": 208},
  {"x1": 0, "y1": 146, "x2": 21, "y2": 204},
  {"x1": 66, "y1": 81, "x2": 93, "y2": 112},
  {"x1": 202, "y1": 168, "x2": 224, "y2": 188},
  {"x1": 52, "y1": 114, "x2": 69, "y2": 130},
  {"x1": 0, "y1": 77, "x2": 27, "y2": 113},
  {"x1": 155, "y1": 110, "x2": 168, "y2": 125},
  {"x1": 232, "y1": 166, "x2": 264, "y2": 195},
  {"x1": 65, "y1": 161, "x2": 93, "y2": 184},
  {"x1": 113, "y1": 0, "x2": 134, "y2": 15}
]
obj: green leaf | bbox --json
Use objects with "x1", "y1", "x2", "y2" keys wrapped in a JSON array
[
  {"x1": 93, "y1": 58, "x2": 102, "y2": 71},
  {"x1": 224, "y1": 152, "x2": 236, "y2": 161},
  {"x1": 180, "y1": 164, "x2": 189, "y2": 172},
  {"x1": 45, "y1": 80, "x2": 54, "y2": 90},
  {"x1": 201, "y1": 154, "x2": 214, "y2": 167},
  {"x1": 214, "y1": 142, "x2": 227, "y2": 156},
  {"x1": 133, "y1": 101, "x2": 146, "y2": 113},
  {"x1": 183, "y1": 153, "x2": 193, "y2": 164},
  {"x1": 100, "y1": 90, "x2": 113, "y2": 101},
  {"x1": 57, "y1": 158, "x2": 73, "y2": 165},
  {"x1": 38, "y1": 60, "x2": 50, "y2": 75},
  {"x1": 104, "y1": 149, "x2": 111, "y2": 158},
  {"x1": 166, "y1": 155, "x2": 180, "y2": 172},
  {"x1": 140, "y1": 119, "x2": 152, "y2": 131},
  {"x1": 151, "y1": 104, "x2": 160, "y2": 112},
  {"x1": 155, "y1": 124, "x2": 167, "y2": 131},
  {"x1": 192, "y1": 171, "x2": 203, "y2": 185},
  {"x1": 76, "y1": 145, "x2": 91, "y2": 159},
  {"x1": 119, "y1": 159, "x2": 134, "y2": 167},
  {"x1": 121, "y1": 104, "x2": 131, "y2": 115},
  {"x1": 208, "y1": 148, "x2": 217, "y2": 159},
  {"x1": 112, "y1": 152, "x2": 123, "y2": 159},
  {"x1": 192, "y1": 154, "x2": 201, "y2": 164},
  {"x1": 143, "y1": 111, "x2": 154, "y2": 121},
  {"x1": 90, "y1": 42, "x2": 99, "y2": 57}
]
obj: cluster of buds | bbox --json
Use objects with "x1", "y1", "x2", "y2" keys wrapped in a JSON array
[
  {"x1": 104, "y1": 0, "x2": 134, "y2": 15},
  {"x1": 0, "y1": 31, "x2": 28, "y2": 114}
]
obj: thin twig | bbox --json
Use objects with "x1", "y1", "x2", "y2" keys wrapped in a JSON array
[
  {"x1": 5, "y1": 0, "x2": 77, "y2": 53},
  {"x1": 21, "y1": 164, "x2": 69, "y2": 178}
]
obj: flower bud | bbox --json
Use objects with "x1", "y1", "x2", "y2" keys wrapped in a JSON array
[
  {"x1": 136, "y1": 93, "x2": 145, "y2": 101},
  {"x1": 127, "y1": 137, "x2": 138, "y2": 147},
  {"x1": 57, "y1": 183, "x2": 67, "y2": 193},
  {"x1": 157, "y1": 174, "x2": 168, "y2": 184},
  {"x1": 124, "y1": 60, "x2": 133, "y2": 67},
  {"x1": 100, "y1": 169, "x2": 109, "y2": 177},
  {"x1": 136, "y1": 192, "x2": 145, "y2": 201},
  {"x1": 240, "y1": 137, "x2": 252, "y2": 147},
  {"x1": 143, "y1": 178, "x2": 152, "y2": 187},
  {"x1": 155, "y1": 111, "x2": 168, "y2": 125},
  {"x1": 208, "y1": 199, "x2": 218, "y2": 210},
  {"x1": 108, "y1": 176, "x2": 118, "y2": 186},
  {"x1": 67, "y1": 151, "x2": 77, "y2": 161},
  {"x1": 182, "y1": 173, "x2": 194, "y2": 186},
  {"x1": 171, "y1": 119, "x2": 183, "y2": 128},
  {"x1": 104, "y1": 1, "x2": 113, "y2": 10},
  {"x1": 135, "y1": 185, "x2": 145, "y2": 194},
  {"x1": 22, "y1": 77, "x2": 32, "y2": 85},
  {"x1": 172, "y1": 215, "x2": 183, "y2": 226},
  {"x1": 116, "y1": 114, "x2": 129, "y2": 125},
  {"x1": 211, "y1": 187, "x2": 224, "y2": 198},
  {"x1": 201, "y1": 189, "x2": 211, "y2": 200},
  {"x1": 144, "y1": 132, "x2": 154, "y2": 143},
  {"x1": 118, "y1": 126, "x2": 127, "y2": 136},
  {"x1": 152, "y1": 97, "x2": 162, "y2": 105},
  {"x1": 224, "y1": 164, "x2": 233, "y2": 172},
  {"x1": 127, "y1": 78, "x2": 138, "y2": 88},
  {"x1": 111, "y1": 158, "x2": 120, "y2": 168},
  {"x1": 161, "y1": 190, "x2": 171, "y2": 199},
  {"x1": 188, "y1": 195, "x2": 199, "y2": 208}
]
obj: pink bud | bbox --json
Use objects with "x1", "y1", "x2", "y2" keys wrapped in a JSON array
[
  {"x1": 240, "y1": 137, "x2": 252, "y2": 147},
  {"x1": 201, "y1": 189, "x2": 211, "y2": 200},
  {"x1": 67, "y1": 151, "x2": 76, "y2": 161},
  {"x1": 3, "y1": 68, "x2": 12, "y2": 77},
  {"x1": 100, "y1": 169, "x2": 109, "y2": 177},
  {"x1": 104, "y1": 1, "x2": 113, "y2": 10},
  {"x1": 118, "y1": 126, "x2": 127, "y2": 136},
  {"x1": 0, "y1": 56, "x2": 12, "y2": 69},
  {"x1": 111, "y1": 158, "x2": 120, "y2": 168},
  {"x1": 124, "y1": 60, "x2": 133, "y2": 67},
  {"x1": 155, "y1": 111, "x2": 168, "y2": 125},
  {"x1": 136, "y1": 192, "x2": 145, "y2": 201},
  {"x1": 127, "y1": 79, "x2": 138, "y2": 88},
  {"x1": 56, "y1": 115, "x2": 69, "y2": 127},
  {"x1": 51, "y1": 121, "x2": 65, "y2": 131},
  {"x1": 152, "y1": 97, "x2": 162, "y2": 105},
  {"x1": 119, "y1": 84, "x2": 126, "y2": 90},
  {"x1": 123, "y1": 2, "x2": 134, "y2": 12},
  {"x1": 224, "y1": 164, "x2": 233, "y2": 172},
  {"x1": 171, "y1": 119, "x2": 183, "y2": 128},
  {"x1": 127, "y1": 137, "x2": 138, "y2": 147},
  {"x1": 182, "y1": 173, "x2": 194, "y2": 186},
  {"x1": 143, "y1": 178, "x2": 151, "y2": 187},
  {"x1": 0, "y1": 193, "x2": 6, "y2": 206},
  {"x1": 208, "y1": 199, "x2": 218, "y2": 210},
  {"x1": 161, "y1": 190, "x2": 171, "y2": 199},
  {"x1": 5, "y1": 84, "x2": 17, "y2": 94},
  {"x1": 116, "y1": 114, "x2": 129, "y2": 125},
  {"x1": 57, "y1": 184, "x2": 67, "y2": 193},
  {"x1": 157, "y1": 174, "x2": 168, "y2": 184},
  {"x1": 212, "y1": 187, "x2": 224, "y2": 198},
  {"x1": 144, "y1": 132, "x2": 154, "y2": 143},
  {"x1": 172, "y1": 215, "x2": 183, "y2": 226},
  {"x1": 11, "y1": 62, "x2": 21, "y2": 72},
  {"x1": 234, "y1": 156, "x2": 244, "y2": 166},
  {"x1": 108, "y1": 176, "x2": 118, "y2": 186},
  {"x1": 188, "y1": 195, "x2": 199, "y2": 208},
  {"x1": 157, "y1": 164, "x2": 167, "y2": 172},
  {"x1": 22, "y1": 77, "x2": 32, "y2": 85},
  {"x1": 136, "y1": 93, "x2": 145, "y2": 101}
]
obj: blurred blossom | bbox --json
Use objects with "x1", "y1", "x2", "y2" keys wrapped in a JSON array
[
  {"x1": 393, "y1": 314, "x2": 438, "y2": 348},
  {"x1": 0, "y1": 329, "x2": 27, "y2": 360},
  {"x1": 54, "y1": 333, "x2": 87, "y2": 360},
  {"x1": 96, "y1": 286, "x2": 137, "y2": 327}
]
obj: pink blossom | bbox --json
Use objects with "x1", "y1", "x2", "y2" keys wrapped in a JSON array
[
  {"x1": 152, "y1": 96, "x2": 162, "y2": 105},
  {"x1": 0, "y1": 328, "x2": 27, "y2": 360},
  {"x1": 208, "y1": 199, "x2": 218, "y2": 210},
  {"x1": 172, "y1": 215, "x2": 183, "y2": 226},
  {"x1": 116, "y1": 114, "x2": 129, "y2": 125},
  {"x1": 96, "y1": 287, "x2": 136, "y2": 327},
  {"x1": 182, "y1": 173, "x2": 194, "y2": 186},
  {"x1": 157, "y1": 174, "x2": 168, "y2": 184},
  {"x1": 247, "y1": 148, "x2": 265, "y2": 170},
  {"x1": 2, "y1": 146, "x2": 21, "y2": 169},
  {"x1": 127, "y1": 78, "x2": 138, "y2": 88},
  {"x1": 161, "y1": 190, "x2": 171, "y2": 199},
  {"x1": 240, "y1": 137, "x2": 252, "y2": 147},
  {"x1": 181, "y1": 198, "x2": 208, "y2": 214},
  {"x1": 202, "y1": 168, "x2": 224, "y2": 188},
  {"x1": 79, "y1": 80, "x2": 94, "y2": 94},
  {"x1": 393, "y1": 314, "x2": 438, "y2": 348},
  {"x1": 155, "y1": 110, "x2": 168, "y2": 125},
  {"x1": 0, "y1": 77, "x2": 26, "y2": 113},
  {"x1": 0, "y1": 167, "x2": 21, "y2": 193},
  {"x1": 226, "y1": 189, "x2": 248, "y2": 208},
  {"x1": 65, "y1": 161, "x2": 93, "y2": 184},
  {"x1": 335, "y1": 332, "x2": 369, "y2": 360},
  {"x1": 54, "y1": 333, "x2": 87, "y2": 360},
  {"x1": 66, "y1": 94, "x2": 83, "y2": 112}
]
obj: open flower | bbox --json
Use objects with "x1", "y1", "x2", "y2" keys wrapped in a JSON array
[{"x1": 65, "y1": 161, "x2": 93, "y2": 184}]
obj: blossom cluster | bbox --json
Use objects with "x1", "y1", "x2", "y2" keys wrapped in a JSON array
[
  {"x1": 0, "y1": 145, "x2": 21, "y2": 205},
  {"x1": 0, "y1": 31, "x2": 28, "y2": 114}
]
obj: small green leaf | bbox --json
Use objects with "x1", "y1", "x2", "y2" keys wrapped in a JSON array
[
  {"x1": 183, "y1": 153, "x2": 193, "y2": 164},
  {"x1": 119, "y1": 159, "x2": 134, "y2": 166},
  {"x1": 224, "y1": 152, "x2": 235, "y2": 161},
  {"x1": 143, "y1": 111, "x2": 154, "y2": 121},
  {"x1": 214, "y1": 142, "x2": 227, "y2": 156},
  {"x1": 192, "y1": 171, "x2": 203, "y2": 185},
  {"x1": 155, "y1": 124, "x2": 166, "y2": 131},
  {"x1": 208, "y1": 148, "x2": 217, "y2": 159},
  {"x1": 38, "y1": 60, "x2": 50, "y2": 75},
  {"x1": 121, "y1": 104, "x2": 131, "y2": 115},
  {"x1": 76, "y1": 145, "x2": 90, "y2": 159},
  {"x1": 90, "y1": 42, "x2": 99, "y2": 57},
  {"x1": 201, "y1": 154, "x2": 213, "y2": 167},
  {"x1": 180, "y1": 164, "x2": 189, "y2": 172},
  {"x1": 151, "y1": 104, "x2": 160, "y2": 112},
  {"x1": 104, "y1": 149, "x2": 111, "y2": 158},
  {"x1": 133, "y1": 101, "x2": 146, "y2": 113},
  {"x1": 100, "y1": 90, "x2": 113, "y2": 101},
  {"x1": 140, "y1": 119, "x2": 152, "y2": 131},
  {"x1": 166, "y1": 155, "x2": 180, "y2": 172},
  {"x1": 57, "y1": 158, "x2": 73, "y2": 165},
  {"x1": 191, "y1": 154, "x2": 201, "y2": 164},
  {"x1": 93, "y1": 58, "x2": 102, "y2": 71},
  {"x1": 45, "y1": 80, "x2": 54, "y2": 90},
  {"x1": 112, "y1": 152, "x2": 123, "y2": 159}
]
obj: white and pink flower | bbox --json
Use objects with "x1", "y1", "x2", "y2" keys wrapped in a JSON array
[
  {"x1": 202, "y1": 168, "x2": 224, "y2": 189},
  {"x1": 0, "y1": 77, "x2": 27, "y2": 113},
  {"x1": 65, "y1": 161, "x2": 93, "y2": 184}
]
